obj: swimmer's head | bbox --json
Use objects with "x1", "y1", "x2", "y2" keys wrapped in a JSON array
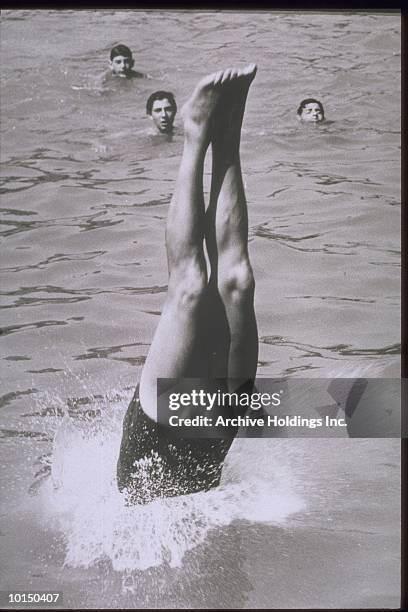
[
  {"x1": 146, "y1": 91, "x2": 177, "y2": 134},
  {"x1": 297, "y1": 98, "x2": 325, "y2": 123},
  {"x1": 109, "y1": 44, "x2": 134, "y2": 78}
]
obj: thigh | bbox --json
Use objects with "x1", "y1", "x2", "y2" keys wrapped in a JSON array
[
  {"x1": 139, "y1": 272, "x2": 243, "y2": 419},
  {"x1": 204, "y1": 280, "x2": 231, "y2": 379},
  {"x1": 139, "y1": 295, "x2": 212, "y2": 420}
]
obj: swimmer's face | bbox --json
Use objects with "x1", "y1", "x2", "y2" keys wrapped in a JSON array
[
  {"x1": 299, "y1": 102, "x2": 324, "y2": 123},
  {"x1": 109, "y1": 55, "x2": 134, "y2": 77},
  {"x1": 150, "y1": 98, "x2": 176, "y2": 133}
]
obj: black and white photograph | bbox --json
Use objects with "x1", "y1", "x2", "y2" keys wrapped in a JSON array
[{"x1": 0, "y1": 8, "x2": 401, "y2": 610}]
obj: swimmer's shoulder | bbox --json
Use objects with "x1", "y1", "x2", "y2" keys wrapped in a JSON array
[
  {"x1": 128, "y1": 69, "x2": 149, "y2": 79},
  {"x1": 142, "y1": 125, "x2": 182, "y2": 143},
  {"x1": 99, "y1": 69, "x2": 148, "y2": 82}
]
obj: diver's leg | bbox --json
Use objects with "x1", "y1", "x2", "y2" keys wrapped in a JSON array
[
  {"x1": 139, "y1": 68, "x2": 243, "y2": 420},
  {"x1": 205, "y1": 65, "x2": 258, "y2": 389}
]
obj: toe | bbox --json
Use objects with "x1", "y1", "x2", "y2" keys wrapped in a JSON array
[
  {"x1": 221, "y1": 68, "x2": 233, "y2": 84},
  {"x1": 213, "y1": 70, "x2": 224, "y2": 86}
]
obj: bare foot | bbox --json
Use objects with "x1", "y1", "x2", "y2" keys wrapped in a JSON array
[
  {"x1": 181, "y1": 64, "x2": 257, "y2": 149},
  {"x1": 212, "y1": 63, "x2": 257, "y2": 155}
]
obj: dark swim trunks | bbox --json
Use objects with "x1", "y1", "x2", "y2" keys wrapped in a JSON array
[{"x1": 117, "y1": 387, "x2": 233, "y2": 505}]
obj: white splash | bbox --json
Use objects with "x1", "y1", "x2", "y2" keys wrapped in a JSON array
[{"x1": 38, "y1": 396, "x2": 305, "y2": 572}]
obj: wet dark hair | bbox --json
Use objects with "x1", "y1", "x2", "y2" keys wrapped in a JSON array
[
  {"x1": 110, "y1": 44, "x2": 133, "y2": 60},
  {"x1": 297, "y1": 98, "x2": 324, "y2": 117},
  {"x1": 146, "y1": 91, "x2": 177, "y2": 115}
]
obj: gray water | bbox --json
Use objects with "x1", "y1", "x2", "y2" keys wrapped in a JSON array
[{"x1": 0, "y1": 9, "x2": 401, "y2": 609}]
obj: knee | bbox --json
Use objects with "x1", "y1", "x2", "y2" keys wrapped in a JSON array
[
  {"x1": 169, "y1": 260, "x2": 207, "y2": 308},
  {"x1": 219, "y1": 260, "x2": 255, "y2": 302}
]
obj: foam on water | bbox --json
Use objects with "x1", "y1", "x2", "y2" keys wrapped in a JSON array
[
  {"x1": 36, "y1": 395, "x2": 304, "y2": 572},
  {"x1": 31, "y1": 357, "x2": 398, "y2": 572}
]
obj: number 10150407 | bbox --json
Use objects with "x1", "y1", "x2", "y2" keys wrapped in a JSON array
[{"x1": 6, "y1": 592, "x2": 62, "y2": 605}]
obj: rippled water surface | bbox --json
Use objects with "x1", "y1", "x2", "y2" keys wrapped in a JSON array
[{"x1": 0, "y1": 9, "x2": 401, "y2": 609}]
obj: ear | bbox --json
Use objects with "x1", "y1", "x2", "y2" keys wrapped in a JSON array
[
  {"x1": 109, "y1": 60, "x2": 113, "y2": 69},
  {"x1": 130, "y1": 58, "x2": 135, "y2": 68}
]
